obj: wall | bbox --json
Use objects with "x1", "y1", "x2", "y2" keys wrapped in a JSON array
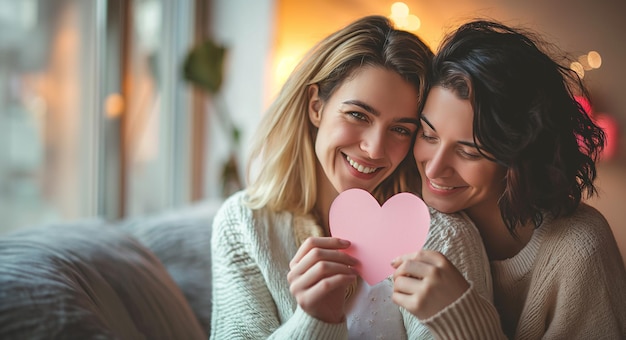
[{"x1": 205, "y1": 0, "x2": 276, "y2": 199}]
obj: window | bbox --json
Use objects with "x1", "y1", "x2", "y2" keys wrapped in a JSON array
[{"x1": 0, "y1": 0, "x2": 197, "y2": 235}]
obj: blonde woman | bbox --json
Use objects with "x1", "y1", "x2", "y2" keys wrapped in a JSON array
[{"x1": 210, "y1": 16, "x2": 493, "y2": 339}]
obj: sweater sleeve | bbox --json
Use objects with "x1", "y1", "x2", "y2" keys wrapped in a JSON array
[
  {"x1": 209, "y1": 193, "x2": 348, "y2": 340},
  {"x1": 421, "y1": 285, "x2": 505, "y2": 339},
  {"x1": 402, "y1": 209, "x2": 507, "y2": 339}
]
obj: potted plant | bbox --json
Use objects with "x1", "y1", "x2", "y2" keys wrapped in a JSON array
[{"x1": 182, "y1": 38, "x2": 242, "y2": 198}]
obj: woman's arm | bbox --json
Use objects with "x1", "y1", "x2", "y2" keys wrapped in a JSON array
[
  {"x1": 209, "y1": 193, "x2": 349, "y2": 339},
  {"x1": 398, "y1": 209, "x2": 506, "y2": 339}
]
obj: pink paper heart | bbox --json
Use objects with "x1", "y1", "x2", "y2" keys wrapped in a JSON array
[{"x1": 329, "y1": 188, "x2": 430, "y2": 285}]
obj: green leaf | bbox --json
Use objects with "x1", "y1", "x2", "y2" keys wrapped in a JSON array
[{"x1": 182, "y1": 39, "x2": 227, "y2": 94}]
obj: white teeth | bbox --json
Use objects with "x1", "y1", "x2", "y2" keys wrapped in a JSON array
[
  {"x1": 430, "y1": 181, "x2": 455, "y2": 190},
  {"x1": 346, "y1": 155, "x2": 378, "y2": 174}
]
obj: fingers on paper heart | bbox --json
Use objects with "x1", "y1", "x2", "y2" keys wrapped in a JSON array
[
  {"x1": 288, "y1": 247, "x2": 359, "y2": 285},
  {"x1": 293, "y1": 245, "x2": 358, "y2": 269},
  {"x1": 391, "y1": 250, "x2": 446, "y2": 280},
  {"x1": 291, "y1": 274, "x2": 356, "y2": 309},
  {"x1": 392, "y1": 260, "x2": 427, "y2": 282},
  {"x1": 290, "y1": 237, "x2": 353, "y2": 267},
  {"x1": 289, "y1": 261, "x2": 358, "y2": 295},
  {"x1": 391, "y1": 249, "x2": 446, "y2": 267}
]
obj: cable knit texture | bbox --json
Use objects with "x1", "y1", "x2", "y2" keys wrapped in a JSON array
[
  {"x1": 210, "y1": 191, "x2": 499, "y2": 339},
  {"x1": 490, "y1": 203, "x2": 626, "y2": 339}
]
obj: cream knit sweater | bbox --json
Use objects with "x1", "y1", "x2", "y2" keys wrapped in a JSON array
[
  {"x1": 210, "y1": 192, "x2": 626, "y2": 339},
  {"x1": 491, "y1": 203, "x2": 626, "y2": 339},
  {"x1": 210, "y1": 191, "x2": 502, "y2": 339}
]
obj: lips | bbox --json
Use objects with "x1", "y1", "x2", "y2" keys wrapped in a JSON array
[
  {"x1": 429, "y1": 180, "x2": 455, "y2": 190},
  {"x1": 425, "y1": 179, "x2": 465, "y2": 196},
  {"x1": 345, "y1": 155, "x2": 380, "y2": 174}
]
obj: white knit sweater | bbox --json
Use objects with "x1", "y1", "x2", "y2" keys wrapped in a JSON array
[{"x1": 210, "y1": 191, "x2": 502, "y2": 339}]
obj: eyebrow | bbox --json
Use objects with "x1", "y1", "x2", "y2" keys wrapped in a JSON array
[
  {"x1": 344, "y1": 100, "x2": 420, "y2": 125},
  {"x1": 420, "y1": 116, "x2": 479, "y2": 148}
]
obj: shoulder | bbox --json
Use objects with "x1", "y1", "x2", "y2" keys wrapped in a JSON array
[
  {"x1": 533, "y1": 204, "x2": 626, "y2": 310},
  {"x1": 544, "y1": 203, "x2": 612, "y2": 251},
  {"x1": 427, "y1": 207, "x2": 482, "y2": 244},
  {"x1": 212, "y1": 190, "x2": 296, "y2": 248},
  {"x1": 425, "y1": 208, "x2": 487, "y2": 264},
  {"x1": 566, "y1": 203, "x2": 610, "y2": 228},
  {"x1": 539, "y1": 203, "x2": 619, "y2": 268},
  {"x1": 211, "y1": 191, "x2": 253, "y2": 246},
  {"x1": 425, "y1": 208, "x2": 493, "y2": 300},
  {"x1": 213, "y1": 190, "x2": 253, "y2": 228}
]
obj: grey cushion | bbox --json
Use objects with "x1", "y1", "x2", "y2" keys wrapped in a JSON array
[
  {"x1": 0, "y1": 223, "x2": 206, "y2": 339},
  {"x1": 119, "y1": 208, "x2": 214, "y2": 334}
]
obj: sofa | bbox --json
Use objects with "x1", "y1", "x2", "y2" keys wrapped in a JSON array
[{"x1": 0, "y1": 201, "x2": 218, "y2": 339}]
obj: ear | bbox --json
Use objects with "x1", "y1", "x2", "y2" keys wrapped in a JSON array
[{"x1": 307, "y1": 84, "x2": 322, "y2": 127}]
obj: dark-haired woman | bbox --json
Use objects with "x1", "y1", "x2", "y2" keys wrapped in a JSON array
[{"x1": 392, "y1": 19, "x2": 626, "y2": 339}]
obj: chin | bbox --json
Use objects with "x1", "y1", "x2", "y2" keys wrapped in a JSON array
[
  {"x1": 432, "y1": 206, "x2": 458, "y2": 214},
  {"x1": 422, "y1": 197, "x2": 457, "y2": 214}
]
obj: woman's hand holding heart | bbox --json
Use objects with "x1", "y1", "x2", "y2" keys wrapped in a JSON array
[
  {"x1": 391, "y1": 250, "x2": 470, "y2": 320},
  {"x1": 287, "y1": 236, "x2": 358, "y2": 323}
]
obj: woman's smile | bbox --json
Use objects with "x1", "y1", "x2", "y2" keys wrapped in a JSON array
[{"x1": 345, "y1": 154, "x2": 380, "y2": 175}]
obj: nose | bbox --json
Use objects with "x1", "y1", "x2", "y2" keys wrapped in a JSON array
[
  {"x1": 361, "y1": 127, "x2": 386, "y2": 160},
  {"x1": 423, "y1": 146, "x2": 453, "y2": 180}
]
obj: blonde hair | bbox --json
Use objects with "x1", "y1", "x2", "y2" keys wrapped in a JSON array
[{"x1": 246, "y1": 15, "x2": 432, "y2": 215}]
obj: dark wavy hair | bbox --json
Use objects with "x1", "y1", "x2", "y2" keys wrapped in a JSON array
[{"x1": 430, "y1": 20, "x2": 606, "y2": 236}]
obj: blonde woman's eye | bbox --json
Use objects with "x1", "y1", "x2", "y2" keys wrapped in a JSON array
[
  {"x1": 348, "y1": 111, "x2": 367, "y2": 121},
  {"x1": 392, "y1": 126, "x2": 412, "y2": 136}
]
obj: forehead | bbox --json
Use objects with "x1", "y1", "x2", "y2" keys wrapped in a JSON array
[
  {"x1": 332, "y1": 66, "x2": 420, "y2": 114},
  {"x1": 421, "y1": 86, "x2": 474, "y2": 134}
]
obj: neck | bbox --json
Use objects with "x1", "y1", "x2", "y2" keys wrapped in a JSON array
[
  {"x1": 467, "y1": 209, "x2": 534, "y2": 261},
  {"x1": 314, "y1": 201, "x2": 331, "y2": 236}
]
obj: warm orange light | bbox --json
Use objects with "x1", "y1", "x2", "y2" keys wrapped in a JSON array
[
  {"x1": 406, "y1": 14, "x2": 421, "y2": 31},
  {"x1": 578, "y1": 55, "x2": 592, "y2": 71},
  {"x1": 587, "y1": 50, "x2": 602, "y2": 69},
  {"x1": 270, "y1": 45, "x2": 310, "y2": 100},
  {"x1": 391, "y1": 2, "x2": 409, "y2": 17},
  {"x1": 275, "y1": 55, "x2": 299, "y2": 88},
  {"x1": 105, "y1": 93, "x2": 125, "y2": 119},
  {"x1": 570, "y1": 61, "x2": 585, "y2": 79},
  {"x1": 389, "y1": 2, "x2": 420, "y2": 32}
]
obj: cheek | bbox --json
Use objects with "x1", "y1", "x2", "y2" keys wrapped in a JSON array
[
  {"x1": 324, "y1": 123, "x2": 355, "y2": 144},
  {"x1": 413, "y1": 140, "x2": 430, "y2": 162},
  {"x1": 488, "y1": 168, "x2": 507, "y2": 193},
  {"x1": 389, "y1": 139, "x2": 412, "y2": 165},
  {"x1": 314, "y1": 123, "x2": 336, "y2": 150},
  {"x1": 313, "y1": 130, "x2": 330, "y2": 165},
  {"x1": 467, "y1": 165, "x2": 504, "y2": 191}
]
